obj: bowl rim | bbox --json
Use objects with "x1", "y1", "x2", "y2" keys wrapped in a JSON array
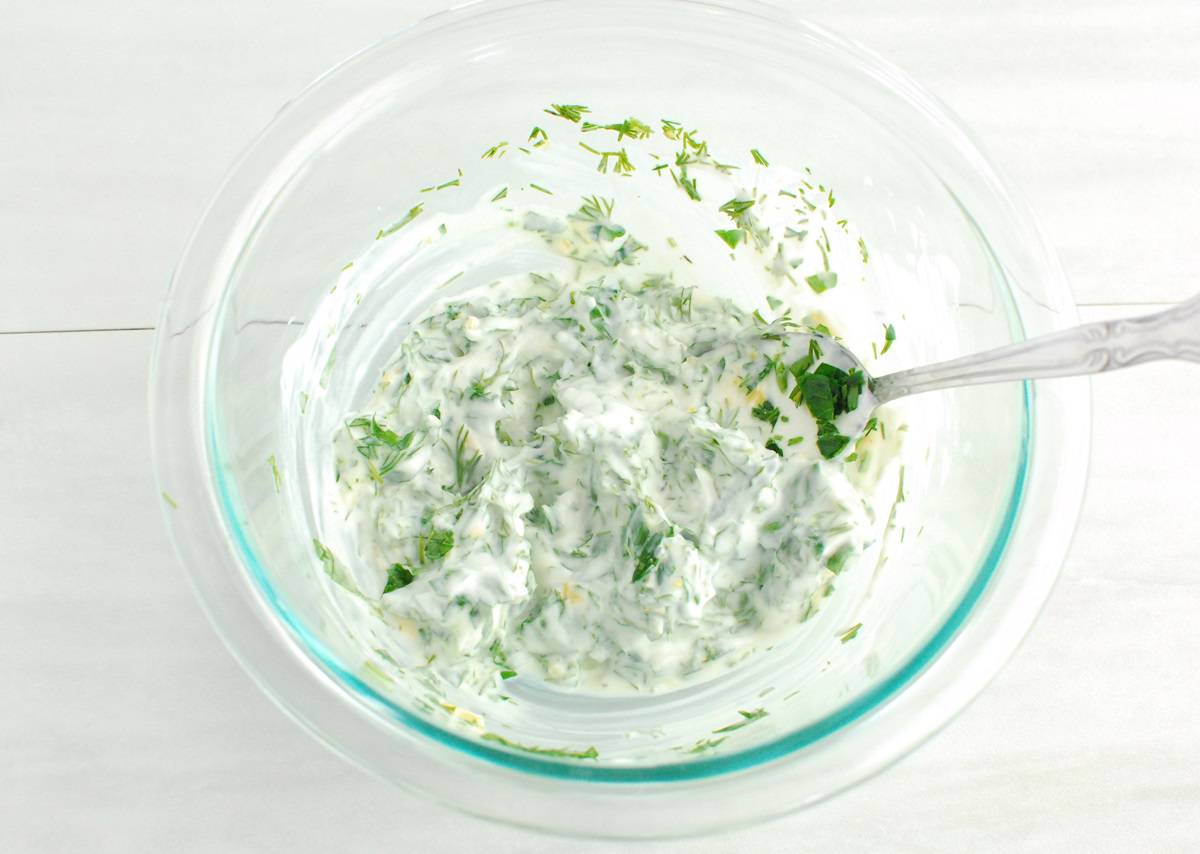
[{"x1": 150, "y1": 0, "x2": 1091, "y2": 836}]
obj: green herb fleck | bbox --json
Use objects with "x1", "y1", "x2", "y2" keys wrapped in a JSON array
[
  {"x1": 751, "y1": 148, "x2": 769, "y2": 166},
  {"x1": 490, "y1": 186, "x2": 508, "y2": 202},
  {"x1": 375, "y1": 204, "x2": 423, "y2": 239},
  {"x1": 383, "y1": 563, "x2": 416, "y2": 593},
  {"x1": 544, "y1": 103, "x2": 590, "y2": 123},
  {"x1": 627, "y1": 514, "x2": 666, "y2": 584},
  {"x1": 881, "y1": 323, "x2": 896, "y2": 355},
  {"x1": 719, "y1": 197, "x2": 755, "y2": 219},
  {"x1": 751, "y1": 399, "x2": 781, "y2": 428},
  {"x1": 826, "y1": 545, "x2": 853, "y2": 575},
  {"x1": 528, "y1": 126, "x2": 549, "y2": 147},
  {"x1": 268, "y1": 454, "x2": 282, "y2": 492},
  {"x1": 450, "y1": 425, "x2": 482, "y2": 496},
  {"x1": 482, "y1": 732, "x2": 598, "y2": 760},
  {"x1": 816, "y1": 421, "x2": 850, "y2": 459},
  {"x1": 805, "y1": 271, "x2": 838, "y2": 293},
  {"x1": 685, "y1": 737, "x2": 727, "y2": 754},
  {"x1": 481, "y1": 141, "x2": 508, "y2": 159},
  {"x1": 580, "y1": 142, "x2": 636, "y2": 174},
  {"x1": 420, "y1": 528, "x2": 455, "y2": 563},
  {"x1": 582, "y1": 116, "x2": 652, "y2": 140},
  {"x1": 801, "y1": 373, "x2": 836, "y2": 421},
  {"x1": 840, "y1": 622, "x2": 863, "y2": 643},
  {"x1": 313, "y1": 539, "x2": 357, "y2": 593},
  {"x1": 161, "y1": 491, "x2": 178, "y2": 509},
  {"x1": 529, "y1": 182, "x2": 554, "y2": 195},
  {"x1": 714, "y1": 228, "x2": 745, "y2": 250},
  {"x1": 713, "y1": 708, "x2": 769, "y2": 733}
]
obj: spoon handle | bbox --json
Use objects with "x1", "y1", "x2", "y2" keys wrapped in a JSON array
[{"x1": 873, "y1": 294, "x2": 1200, "y2": 403}]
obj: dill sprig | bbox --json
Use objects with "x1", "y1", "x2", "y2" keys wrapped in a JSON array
[
  {"x1": 719, "y1": 197, "x2": 755, "y2": 220},
  {"x1": 569, "y1": 195, "x2": 626, "y2": 242},
  {"x1": 481, "y1": 732, "x2": 598, "y2": 760},
  {"x1": 481, "y1": 141, "x2": 508, "y2": 159},
  {"x1": 449, "y1": 425, "x2": 483, "y2": 496},
  {"x1": 348, "y1": 415, "x2": 415, "y2": 479},
  {"x1": 528, "y1": 126, "x2": 549, "y2": 147},
  {"x1": 420, "y1": 175, "x2": 462, "y2": 193},
  {"x1": 581, "y1": 116, "x2": 653, "y2": 140},
  {"x1": 713, "y1": 708, "x2": 769, "y2": 733},
  {"x1": 544, "y1": 103, "x2": 590, "y2": 122},
  {"x1": 375, "y1": 204, "x2": 423, "y2": 239},
  {"x1": 578, "y1": 142, "x2": 635, "y2": 174}
]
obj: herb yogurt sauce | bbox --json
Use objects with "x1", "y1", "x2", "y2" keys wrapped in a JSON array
[{"x1": 322, "y1": 108, "x2": 897, "y2": 698}]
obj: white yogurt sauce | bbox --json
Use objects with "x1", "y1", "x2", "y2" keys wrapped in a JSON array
[
  {"x1": 330, "y1": 214, "x2": 877, "y2": 694},
  {"x1": 296, "y1": 113, "x2": 910, "y2": 714}
]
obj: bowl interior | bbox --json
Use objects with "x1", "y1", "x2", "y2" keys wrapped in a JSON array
[{"x1": 201, "y1": 0, "x2": 1037, "y2": 779}]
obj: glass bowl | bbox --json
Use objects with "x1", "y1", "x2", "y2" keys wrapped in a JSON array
[{"x1": 150, "y1": 0, "x2": 1089, "y2": 839}]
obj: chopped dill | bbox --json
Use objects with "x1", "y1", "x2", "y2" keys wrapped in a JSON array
[
  {"x1": 581, "y1": 116, "x2": 653, "y2": 140},
  {"x1": 375, "y1": 204, "x2": 423, "y2": 239},
  {"x1": 482, "y1": 732, "x2": 598, "y2": 759},
  {"x1": 713, "y1": 708, "x2": 769, "y2": 733},
  {"x1": 544, "y1": 103, "x2": 590, "y2": 122},
  {"x1": 481, "y1": 141, "x2": 508, "y2": 159},
  {"x1": 268, "y1": 454, "x2": 282, "y2": 492}
]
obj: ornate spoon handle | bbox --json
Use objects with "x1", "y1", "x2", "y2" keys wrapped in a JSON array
[{"x1": 873, "y1": 295, "x2": 1200, "y2": 404}]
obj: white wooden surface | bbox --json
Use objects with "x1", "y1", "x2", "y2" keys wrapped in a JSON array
[{"x1": 3, "y1": 2, "x2": 1198, "y2": 850}]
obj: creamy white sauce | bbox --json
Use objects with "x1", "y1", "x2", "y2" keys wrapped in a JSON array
[{"x1": 329, "y1": 205, "x2": 880, "y2": 695}]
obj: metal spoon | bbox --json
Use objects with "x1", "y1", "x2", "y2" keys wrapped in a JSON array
[{"x1": 793, "y1": 294, "x2": 1200, "y2": 447}]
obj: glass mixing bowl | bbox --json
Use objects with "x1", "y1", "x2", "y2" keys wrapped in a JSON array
[{"x1": 150, "y1": 0, "x2": 1089, "y2": 838}]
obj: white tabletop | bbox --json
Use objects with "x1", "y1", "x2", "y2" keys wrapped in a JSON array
[{"x1": 4, "y1": 2, "x2": 1199, "y2": 850}]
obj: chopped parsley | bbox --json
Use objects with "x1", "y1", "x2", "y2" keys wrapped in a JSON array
[
  {"x1": 383, "y1": 563, "x2": 417, "y2": 593},
  {"x1": 420, "y1": 528, "x2": 455, "y2": 563},
  {"x1": 714, "y1": 228, "x2": 745, "y2": 249},
  {"x1": 751, "y1": 399, "x2": 781, "y2": 428},
  {"x1": 805, "y1": 271, "x2": 838, "y2": 293}
]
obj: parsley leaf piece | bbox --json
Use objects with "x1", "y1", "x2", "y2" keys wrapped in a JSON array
[
  {"x1": 816, "y1": 420, "x2": 850, "y2": 459},
  {"x1": 805, "y1": 271, "x2": 838, "y2": 293},
  {"x1": 383, "y1": 563, "x2": 417, "y2": 593},
  {"x1": 714, "y1": 228, "x2": 745, "y2": 249},
  {"x1": 422, "y1": 528, "x2": 455, "y2": 563},
  {"x1": 751, "y1": 399, "x2": 781, "y2": 428},
  {"x1": 802, "y1": 373, "x2": 836, "y2": 421}
]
